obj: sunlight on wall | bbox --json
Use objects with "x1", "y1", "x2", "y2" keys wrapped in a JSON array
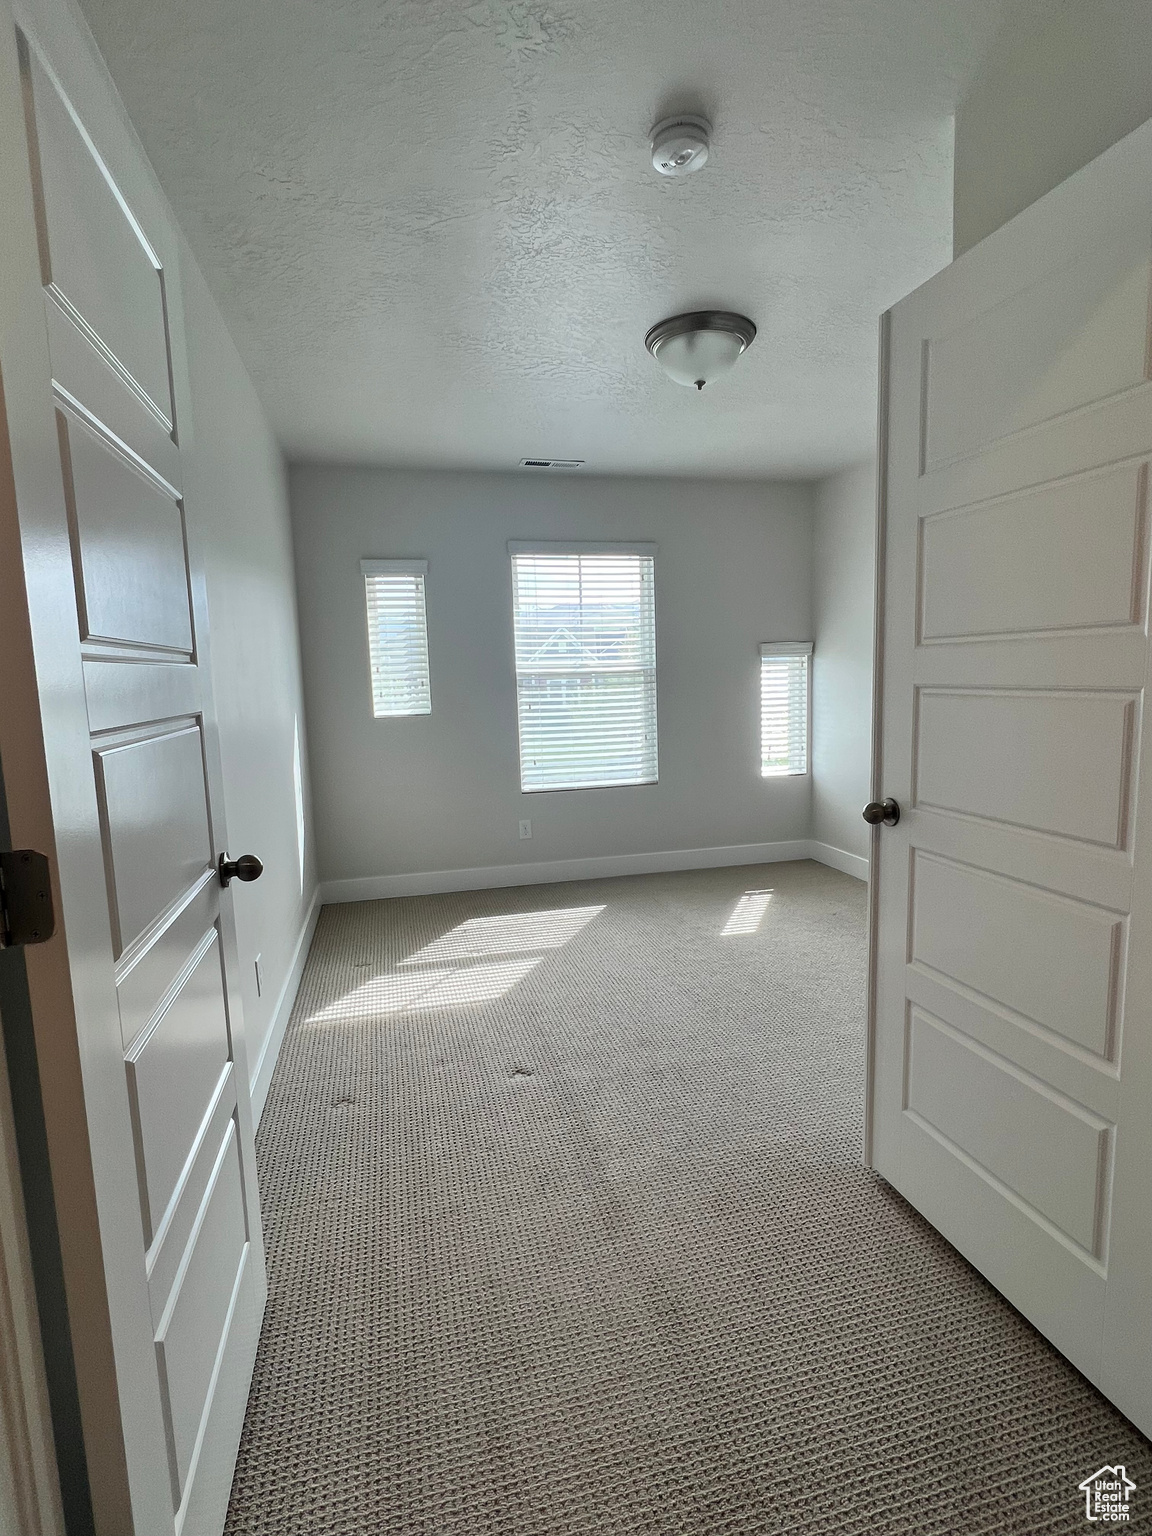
[
  {"x1": 401, "y1": 905, "x2": 605, "y2": 965},
  {"x1": 721, "y1": 890, "x2": 773, "y2": 936},
  {"x1": 293, "y1": 713, "x2": 306, "y2": 897}
]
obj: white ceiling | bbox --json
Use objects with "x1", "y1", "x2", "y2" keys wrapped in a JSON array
[{"x1": 77, "y1": 0, "x2": 1016, "y2": 479}]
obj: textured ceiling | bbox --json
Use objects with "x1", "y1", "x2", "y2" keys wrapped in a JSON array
[{"x1": 77, "y1": 0, "x2": 1017, "y2": 478}]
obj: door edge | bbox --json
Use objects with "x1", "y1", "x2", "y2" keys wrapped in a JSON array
[{"x1": 863, "y1": 306, "x2": 892, "y2": 1169}]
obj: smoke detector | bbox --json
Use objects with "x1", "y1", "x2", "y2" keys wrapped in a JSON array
[{"x1": 650, "y1": 114, "x2": 711, "y2": 177}]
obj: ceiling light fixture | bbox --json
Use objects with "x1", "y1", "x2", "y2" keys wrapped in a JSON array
[
  {"x1": 650, "y1": 114, "x2": 711, "y2": 177},
  {"x1": 644, "y1": 311, "x2": 756, "y2": 390}
]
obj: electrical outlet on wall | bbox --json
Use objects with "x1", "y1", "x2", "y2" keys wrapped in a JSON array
[
  {"x1": 519, "y1": 819, "x2": 532, "y2": 840},
  {"x1": 254, "y1": 954, "x2": 263, "y2": 997}
]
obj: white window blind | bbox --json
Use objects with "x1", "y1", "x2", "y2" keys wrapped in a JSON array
[
  {"x1": 760, "y1": 642, "x2": 811, "y2": 776},
  {"x1": 361, "y1": 559, "x2": 431, "y2": 717},
  {"x1": 510, "y1": 545, "x2": 658, "y2": 792}
]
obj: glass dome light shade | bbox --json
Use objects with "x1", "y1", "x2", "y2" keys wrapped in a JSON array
[{"x1": 645, "y1": 311, "x2": 756, "y2": 390}]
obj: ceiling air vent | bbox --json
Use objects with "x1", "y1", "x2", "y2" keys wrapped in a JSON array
[{"x1": 519, "y1": 458, "x2": 584, "y2": 470}]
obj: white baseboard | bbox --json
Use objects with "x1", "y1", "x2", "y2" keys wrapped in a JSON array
[
  {"x1": 249, "y1": 886, "x2": 321, "y2": 1128},
  {"x1": 808, "y1": 840, "x2": 870, "y2": 881},
  {"x1": 320, "y1": 840, "x2": 816, "y2": 904}
]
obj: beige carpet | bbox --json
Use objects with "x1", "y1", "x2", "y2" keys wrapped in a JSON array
[{"x1": 224, "y1": 861, "x2": 1150, "y2": 1535}]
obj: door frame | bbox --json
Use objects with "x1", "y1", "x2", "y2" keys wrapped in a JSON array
[{"x1": 0, "y1": 955, "x2": 66, "y2": 1536}]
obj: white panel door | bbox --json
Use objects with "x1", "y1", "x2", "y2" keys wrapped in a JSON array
[
  {"x1": 0, "y1": 3, "x2": 266, "y2": 1532},
  {"x1": 869, "y1": 117, "x2": 1152, "y2": 1433}
]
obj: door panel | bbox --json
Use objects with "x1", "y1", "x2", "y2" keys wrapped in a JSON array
[
  {"x1": 46, "y1": 298, "x2": 181, "y2": 488},
  {"x1": 145, "y1": 1074, "x2": 237, "y2": 1317},
  {"x1": 870, "y1": 116, "x2": 1152, "y2": 1432},
  {"x1": 94, "y1": 726, "x2": 213, "y2": 959},
  {"x1": 910, "y1": 852, "x2": 1122, "y2": 1058},
  {"x1": 905, "y1": 1008, "x2": 1111, "y2": 1255},
  {"x1": 154, "y1": 1120, "x2": 248, "y2": 1502},
  {"x1": 84, "y1": 656, "x2": 199, "y2": 735},
  {"x1": 919, "y1": 461, "x2": 1147, "y2": 640},
  {"x1": 913, "y1": 687, "x2": 1136, "y2": 846},
  {"x1": 21, "y1": 40, "x2": 173, "y2": 425},
  {"x1": 116, "y1": 878, "x2": 218, "y2": 1053},
  {"x1": 125, "y1": 931, "x2": 230, "y2": 1245},
  {"x1": 60, "y1": 409, "x2": 192, "y2": 653},
  {"x1": 922, "y1": 231, "x2": 1151, "y2": 468},
  {"x1": 905, "y1": 965, "x2": 1122, "y2": 1117}
]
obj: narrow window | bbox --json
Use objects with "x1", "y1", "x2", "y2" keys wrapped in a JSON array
[
  {"x1": 361, "y1": 559, "x2": 431, "y2": 717},
  {"x1": 760, "y1": 642, "x2": 811, "y2": 776},
  {"x1": 510, "y1": 544, "x2": 658, "y2": 792}
]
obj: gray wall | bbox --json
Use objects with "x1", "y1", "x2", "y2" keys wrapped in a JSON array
[
  {"x1": 180, "y1": 247, "x2": 316, "y2": 1102},
  {"x1": 954, "y1": 0, "x2": 1152, "y2": 255},
  {"x1": 811, "y1": 463, "x2": 874, "y2": 866},
  {"x1": 291, "y1": 467, "x2": 814, "y2": 886}
]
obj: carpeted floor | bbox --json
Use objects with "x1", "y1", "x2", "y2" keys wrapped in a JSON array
[{"x1": 224, "y1": 861, "x2": 1150, "y2": 1535}]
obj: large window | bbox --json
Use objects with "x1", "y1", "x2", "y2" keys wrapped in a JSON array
[
  {"x1": 510, "y1": 544, "x2": 658, "y2": 792},
  {"x1": 760, "y1": 642, "x2": 811, "y2": 776},
  {"x1": 361, "y1": 559, "x2": 431, "y2": 717}
]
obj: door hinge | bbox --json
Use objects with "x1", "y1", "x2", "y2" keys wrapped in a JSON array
[{"x1": 0, "y1": 850, "x2": 55, "y2": 948}]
